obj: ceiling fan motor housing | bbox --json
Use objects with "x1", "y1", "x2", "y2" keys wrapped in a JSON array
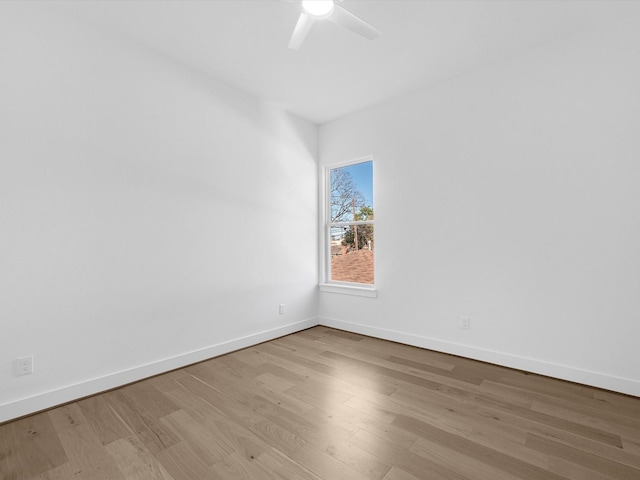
[{"x1": 302, "y1": 0, "x2": 335, "y2": 19}]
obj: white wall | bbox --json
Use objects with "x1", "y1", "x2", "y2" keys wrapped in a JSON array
[
  {"x1": 319, "y1": 15, "x2": 640, "y2": 396},
  {"x1": 0, "y1": 4, "x2": 318, "y2": 422}
]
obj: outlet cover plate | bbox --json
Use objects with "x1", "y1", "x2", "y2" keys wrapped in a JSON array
[{"x1": 17, "y1": 356, "x2": 33, "y2": 376}]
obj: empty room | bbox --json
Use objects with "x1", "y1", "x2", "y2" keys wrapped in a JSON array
[{"x1": 1, "y1": 1, "x2": 639, "y2": 479}]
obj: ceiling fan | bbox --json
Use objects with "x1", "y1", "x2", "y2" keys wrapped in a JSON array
[{"x1": 288, "y1": 0, "x2": 381, "y2": 50}]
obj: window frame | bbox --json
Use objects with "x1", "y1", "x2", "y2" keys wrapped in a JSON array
[{"x1": 320, "y1": 157, "x2": 376, "y2": 297}]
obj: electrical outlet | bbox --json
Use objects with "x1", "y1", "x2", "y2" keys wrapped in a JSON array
[
  {"x1": 460, "y1": 317, "x2": 470, "y2": 330},
  {"x1": 17, "y1": 356, "x2": 33, "y2": 376},
  {"x1": 279, "y1": 304, "x2": 285, "y2": 315}
]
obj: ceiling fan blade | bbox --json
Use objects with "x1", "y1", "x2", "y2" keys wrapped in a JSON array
[
  {"x1": 288, "y1": 12, "x2": 315, "y2": 50},
  {"x1": 329, "y1": 5, "x2": 380, "y2": 40}
]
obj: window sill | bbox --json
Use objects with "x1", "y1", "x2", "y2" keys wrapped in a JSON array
[{"x1": 319, "y1": 283, "x2": 377, "y2": 298}]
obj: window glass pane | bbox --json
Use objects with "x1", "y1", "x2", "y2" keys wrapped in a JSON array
[
  {"x1": 330, "y1": 225, "x2": 347, "y2": 257},
  {"x1": 330, "y1": 161, "x2": 373, "y2": 223},
  {"x1": 331, "y1": 225, "x2": 374, "y2": 284}
]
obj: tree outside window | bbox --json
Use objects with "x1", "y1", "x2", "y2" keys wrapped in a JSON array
[{"x1": 328, "y1": 160, "x2": 374, "y2": 285}]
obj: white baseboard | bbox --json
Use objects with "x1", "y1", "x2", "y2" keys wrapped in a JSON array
[
  {"x1": 319, "y1": 317, "x2": 640, "y2": 398},
  {"x1": 0, "y1": 318, "x2": 318, "y2": 424},
  {"x1": 4, "y1": 315, "x2": 638, "y2": 423}
]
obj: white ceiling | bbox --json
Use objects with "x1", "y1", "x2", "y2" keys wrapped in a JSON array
[{"x1": 53, "y1": 0, "x2": 638, "y2": 125}]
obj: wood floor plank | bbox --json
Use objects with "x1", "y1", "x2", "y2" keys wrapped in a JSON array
[
  {"x1": 1, "y1": 413, "x2": 68, "y2": 478},
  {"x1": 381, "y1": 466, "x2": 422, "y2": 480},
  {"x1": 257, "y1": 342, "x2": 341, "y2": 377},
  {"x1": 531, "y1": 396, "x2": 640, "y2": 432},
  {"x1": 357, "y1": 335, "x2": 457, "y2": 370},
  {"x1": 393, "y1": 413, "x2": 568, "y2": 480},
  {"x1": 54, "y1": 422, "x2": 126, "y2": 480},
  {"x1": 283, "y1": 381, "x2": 353, "y2": 411},
  {"x1": 329, "y1": 343, "x2": 489, "y2": 387},
  {"x1": 391, "y1": 386, "x2": 532, "y2": 450},
  {"x1": 316, "y1": 340, "x2": 488, "y2": 393},
  {"x1": 321, "y1": 350, "x2": 447, "y2": 393},
  {"x1": 160, "y1": 409, "x2": 229, "y2": 466},
  {"x1": 2, "y1": 326, "x2": 639, "y2": 479},
  {"x1": 295, "y1": 398, "x2": 419, "y2": 450},
  {"x1": 410, "y1": 436, "x2": 523, "y2": 480},
  {"x1": 105, "y1": 390, "x2": 179, "y2": 455},
  {"x1": 185, "y1": 360, "x2": 255, "y2": 405},
  {"x1": 0, "y1": 427, "x2": 18, "y2": 480},
  {"x1": 349, "y1": 428, "x2": 470, "y2": 480},
  {"x1": 477, "y1": 398, "x2": 623, "y2": 448},
  {"x1": 254, "y1": 371, "x2": 296, "y2": 392},
  {"x1": 177, "y1": 374, "x2": 306, "y2": 456},
  {"x1": 251, "y1": 449, "x2": 322, "y2": 480},
  {"x1": 622, "y1": 438, "x2": 640, "y2": 456},
  {"x1": 526, "y1": 433, "x2": 640, "y2": 480},
  {"x1": 254, "y1": 359, "x2": 311, "y2": 386},
  {"x1": 210, "y1": 451, "x2": 267, "y2": 480},
  {"x1": 547, "y1": 456, "x2": 622, "y2": 480},
  {"x1": 259, "y1": 349, "x2": 397, "y2": 399},
  {"x1": 343, "y1": 393, "x2": 401, "y2": 424},
  {"x1": 531, "y1": 398, "x2": 640, "y2": 442},
  {"x1": 386, "y1": 354, "x2": 456, "y2": 373},
  {"x1": 104, "y1": 436, "x2": 175, "y2": 480},
  {"x1": 118, "y1": 381, "x2": 179, "y2": 419},
  {"x1": 593, "y1": 389, "x2": 640, "y2": 414},
  {"x1": 499, "y1": 370, "x2": 599, "y2": 401},
  {"x1": 46, "y1": 404, "x2": 85, "y2": 434},
  {"x1": 407, "y1": 402, "x2": 555, "y2": 471},
  {"x1": 324, "y1": 438, "x2": 392, "y2": 480},
  {"x1": 154, "y1": 441, "x2": 222, "y2": 480},
  {"x1": 271, "y1": 333, "x2": 344, "y2": 357},
  {"x1": 228, "y1": 347, "x2": 268, "y2": 368},
  {"x1": 483, "y1": 378, "x2": 640, "y2": 427},
  {"x1": 162, "y1": 383, "x2": 266, "y2": 461},
  {"x1": 258, "y1": 343, "x2": 399, "y2": 397},
  {"x1": 476, "y1": 406, "x2": 640, "y2": 468},
  {"x1": 212, "y1": 449, "x2": 320, "y2": 480},
  {"x1": 540, "y1": 432, "x2": 640, "y2": 473},
  {"x1": 242, "y1": 396, "x2": 356, "y2": 455},
  {"x1": 195, "y1": 355, "x2": 316, "y2": 418},
  {"x1": 76, "y1": 394, "x2": 132, "y2": 446},
  {"x1": 144, "y1": 369, "x2": 190, "y2": 393},
  {"x1": 30, "y1": 461, "x2": 79, "y2": 480},
  {"x1": 289, "y1": 443, "x2": 374, "y2": 480},
  {"x1": 413, "y1": 377, "x2": 625, "y2": 449}
]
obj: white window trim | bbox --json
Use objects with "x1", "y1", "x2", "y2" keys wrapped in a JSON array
[
  {"x1": 319, "y1": 282, "x2": 377, "y2": 298},
  {"x1": 320, "y1": 156, "x2": 376, "y2": 297}
]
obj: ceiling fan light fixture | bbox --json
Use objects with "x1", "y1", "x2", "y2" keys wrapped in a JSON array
[
  {"x1": 289, "y1": 0, "x2": 379, "y2": 50},
  {"x1": 302, "y1": 0, "x2": 334, "y2": 19}
]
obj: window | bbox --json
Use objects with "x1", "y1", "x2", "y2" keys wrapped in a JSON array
[{"x1": 325, "y1": 159, "x2": 374, "y2": 288}]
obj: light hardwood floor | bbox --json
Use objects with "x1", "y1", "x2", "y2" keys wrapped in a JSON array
[{"x1": 1, "y1": 327, "x2": 639, "y2": 479}]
